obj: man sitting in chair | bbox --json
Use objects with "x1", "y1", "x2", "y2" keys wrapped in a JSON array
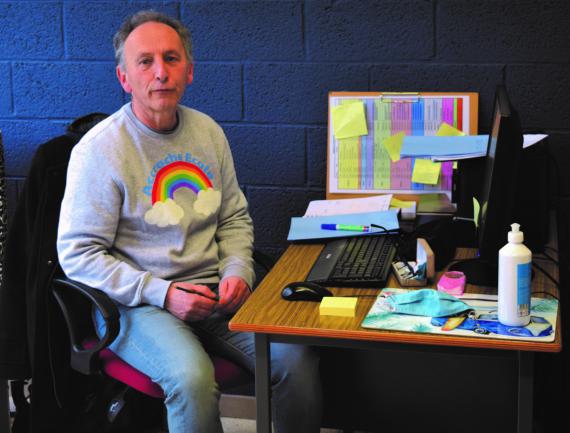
[{"x1": 57, "y1": 10, "x2": 322, "y2": 433}]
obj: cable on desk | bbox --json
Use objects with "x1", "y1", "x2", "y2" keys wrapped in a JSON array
[
  {"x1": 544, "y1": 245, "x2": 559, "y2": 254},
  {"x1": 533, "y1": 251, "x2": 559, "y2": 266},
  {"x1": 445, "y1": 257, "x2": 480, "y2": 269},
  {"x1": 370, "y1": 224, "x2": 400, "y2": 236},
  {"x1": 532, "y1": 261, "x2": 560, "y2": 288},
  {"x1": 531, "y1": 291, "x2": 559, "y2": 301},
  {"x1": 374, "y1": 225, "x2": 420, "y2": 277}
]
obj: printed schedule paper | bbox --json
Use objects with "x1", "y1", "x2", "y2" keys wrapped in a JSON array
[{"x1": 327, "y1": 92, "x2": 479, "y2": 199}]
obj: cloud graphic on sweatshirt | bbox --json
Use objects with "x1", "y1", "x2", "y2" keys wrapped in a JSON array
[
  {"x1": 144, "y1": 198, "x2": 184, "y2": 227},
  {"x1": 193, "y1": 188, "x2": 221, "y2": 216}
]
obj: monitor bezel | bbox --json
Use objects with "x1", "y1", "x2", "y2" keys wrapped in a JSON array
[
  {"x1": 477, "y1": 85, "x2": 523, "y2": 263},
  {"x1": 449, "y1": 85, "x2": 524, "y2": 287}
]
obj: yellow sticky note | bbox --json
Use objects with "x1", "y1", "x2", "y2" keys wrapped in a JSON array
[
  {"x1": 473, "y1": 197, "x2": 480, "y2": 228},
  {"x1": 390, "y1": 198, "x2": 415, "y2": 209},
  {"x1": 412, "y1": 159, "x2": 441, "y2": 185},
  {"x1": 331, "y1": 101, "x2": 368, "y2": 139},
  {"x1": 382, "y1": 131, "x2": 405, "y2": 162},
  {"x1": 436, "y1": 122, "x2": 465, "y2": 137},
  {"x1": 319, "y1": 297, "x2": 357, "y2": 317}
]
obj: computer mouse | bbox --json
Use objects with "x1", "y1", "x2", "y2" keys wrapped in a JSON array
[{"x1": 281, "y1": 281, "x2": 333, "y2": 302}]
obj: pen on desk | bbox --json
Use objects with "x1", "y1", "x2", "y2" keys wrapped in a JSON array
[
  {"x1": 175, "y1": 286, "x2": 219, "y2": 301},
  {"x1": 321, "y1": 224, "x2": 370, "y2": 232},
  {"x1": 453, "y1": 216, "x2": 475, "y2": 223}
]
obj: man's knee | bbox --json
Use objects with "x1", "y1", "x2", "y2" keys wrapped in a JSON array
[
  {"x1": 271, "y1": 344, "x2": 320, "y2": 385},
  {"x1": 164, "y1": 360, "x2": 218, "y2": 400}
]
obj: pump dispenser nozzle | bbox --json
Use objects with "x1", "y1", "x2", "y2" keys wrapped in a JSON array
[{"x1": 508, "y1": 223, "x2": 524, "y2": 243}]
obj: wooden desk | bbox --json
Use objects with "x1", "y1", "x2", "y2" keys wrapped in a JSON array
[{"x1": 229, "y1": 245, "x2": 561, "y2": 433}]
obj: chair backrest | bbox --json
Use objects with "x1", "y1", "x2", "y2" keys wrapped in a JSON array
[
  {"x1": 0, "y1": 130, "x2": 7, "y2": 294},
  {"x1": 0, "y1": 115, "x2": 112, "y2": 432}
]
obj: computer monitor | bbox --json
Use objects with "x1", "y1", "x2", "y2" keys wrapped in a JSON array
[{"x1": 450, "y1": 85, "x2": 524, "y2": 286}]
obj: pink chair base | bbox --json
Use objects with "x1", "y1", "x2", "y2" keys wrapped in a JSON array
[
  {"x1": 98, "y1": 346, "x2": 165, "y2": 398},
  {"x1": 84, "y1": 339, "x2": 251, "y2": 399}
]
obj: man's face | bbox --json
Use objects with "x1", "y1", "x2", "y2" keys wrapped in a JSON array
[{"x1": 116, "y1": 21, "x2": 193, "y2": 127}]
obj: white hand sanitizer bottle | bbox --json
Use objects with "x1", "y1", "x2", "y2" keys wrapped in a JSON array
[{"x1": 498, "y1": 223, "x2": 532, "y2": 326}]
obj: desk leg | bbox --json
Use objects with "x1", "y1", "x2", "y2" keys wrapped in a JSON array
[
  {"x1": 517, "y1": 351, "x2": 534, "y2": 433},
  {"x1": 255, "y1": 333, "x2": 271, "y2": 433},
  {"x1": 0, "y1": 380, "x2": 10, "y2": 433}
]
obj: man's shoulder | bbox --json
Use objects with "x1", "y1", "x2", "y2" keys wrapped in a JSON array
[
  {"x1": 179, "y1": 106, "x2": 223, "y2": 131},
  {"x1": 76, "y1": 106, "x2": 128, "y2": 148}
]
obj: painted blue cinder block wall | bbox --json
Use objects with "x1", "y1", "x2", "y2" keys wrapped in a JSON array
[{"x1": 1, "y1": 0, "x2": 569, "y2": 256}]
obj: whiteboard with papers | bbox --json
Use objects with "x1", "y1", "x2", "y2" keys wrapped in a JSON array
[{"x1": 327, "y1": 91, "x2": 479, "y2": 199}]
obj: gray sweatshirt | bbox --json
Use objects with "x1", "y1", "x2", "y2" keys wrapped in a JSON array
[{"x1": 57, "y1": 104, "x2": 254, "y2": 308}]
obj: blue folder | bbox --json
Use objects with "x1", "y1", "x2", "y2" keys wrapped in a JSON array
[{"x1": 287, "y1": 210, "x2": 400, "y2": 242}]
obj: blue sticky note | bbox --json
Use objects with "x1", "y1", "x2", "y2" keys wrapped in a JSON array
[
  {"x1": 287, "y1": 210, "x2": 399, "y2": 241},
  {"x1": 400, "y1": 135, "x2": 488, "y2": 157}
]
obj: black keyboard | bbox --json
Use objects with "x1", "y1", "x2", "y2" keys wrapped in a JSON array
[{"x1": 306, "y1": 235, "x2": 397, "y2": 288}]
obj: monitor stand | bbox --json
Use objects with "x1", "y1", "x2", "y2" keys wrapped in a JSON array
[{"x1": 448, "y1": 258, "x2": 498, "y2": 287}]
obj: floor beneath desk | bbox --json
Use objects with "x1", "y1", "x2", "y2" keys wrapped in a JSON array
[{"x1": 221, "y1": 418, "x2": 342, "y2": 433}]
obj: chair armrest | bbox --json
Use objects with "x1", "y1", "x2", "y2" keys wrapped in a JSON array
[{"x1": 52, "y1": 277, "x2": 120, "y2": 375}]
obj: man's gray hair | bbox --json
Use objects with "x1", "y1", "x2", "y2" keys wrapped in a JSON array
[{"x1": 113, "y1": 10, "x2": 193, "y2": 69}]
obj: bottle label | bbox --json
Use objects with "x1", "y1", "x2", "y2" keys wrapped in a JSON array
[{"x1": 517, "y1": 262, "x2": 531, "y2": 317}]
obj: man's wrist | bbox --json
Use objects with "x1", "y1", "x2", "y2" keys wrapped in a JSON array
[
  {"x1": 141, "y1": 278, "x2": 172, "y2": 308},
  {"x1": 220, "y1": 267, "x2": 254, "y2": 290}
]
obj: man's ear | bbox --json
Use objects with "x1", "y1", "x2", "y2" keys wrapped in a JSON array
[
  {"x1": 186, "y1": 63, "x2": 194, "y2": 86},
  {"x1": 116, "y1": 65, "x2": 132, "y2": 93}
]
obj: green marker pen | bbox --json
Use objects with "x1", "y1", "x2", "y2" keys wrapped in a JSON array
[{"x1": 321, "y1": 224, "x2": 370, "y2": 232}]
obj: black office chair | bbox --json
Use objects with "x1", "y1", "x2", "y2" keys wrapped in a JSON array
[{"x1": 51, "y1": 249, "x2": 273, "y2": 431}]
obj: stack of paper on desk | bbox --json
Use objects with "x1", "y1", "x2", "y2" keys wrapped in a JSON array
[
  {"x1": 417, "y1": 193, "x2": 456, "y2": 215},
  {"x1": 390, "y1": 197, "x2": 417, "y2": 220},
  {"x1": 304, "y1": 194, "x2": 392, "y2": 217},
  {"x1": 287, "y1": 210, "x2": 399, "y2": 241}
]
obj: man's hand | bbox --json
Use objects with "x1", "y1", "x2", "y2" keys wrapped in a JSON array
[
  {"x1": 217, "y1": 276, "x2": 251, "y2": 315},
  {"x1": 164, "y1": 282, "x2": 218, "y2": 322}
]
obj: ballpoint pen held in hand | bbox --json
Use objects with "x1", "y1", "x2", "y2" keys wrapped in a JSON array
[{"x1": 175, "y1": 285, "x2": 219, "y2": 301}]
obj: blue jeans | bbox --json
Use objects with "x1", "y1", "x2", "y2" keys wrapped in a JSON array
[{"x1": 95, "y1": 305, "x2": 322, "y2": 433}]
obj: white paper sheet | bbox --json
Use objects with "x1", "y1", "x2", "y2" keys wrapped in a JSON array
[
  {"x1": 523, "y1": 134, "x2": 548, "y2": 148},
  {"x1": 304, "y1": 194, "x2": 393, "y2": 217}
]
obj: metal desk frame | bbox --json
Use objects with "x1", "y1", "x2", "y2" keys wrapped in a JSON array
[{"x1": 253, "y1": 333, "x2": 534, "y2": 433}]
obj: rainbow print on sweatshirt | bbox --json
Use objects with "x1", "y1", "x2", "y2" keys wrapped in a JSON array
[{"x1": 151, "y1": 161, "x2": 213, "y2": 204}]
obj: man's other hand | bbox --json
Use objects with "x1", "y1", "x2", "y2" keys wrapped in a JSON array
[
  {"x1": 217, "y1": 276, "x2": 250, "y2": 314},
  {"x1": 164, "y1": 282, "x2": 218, "y2": 322}
]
